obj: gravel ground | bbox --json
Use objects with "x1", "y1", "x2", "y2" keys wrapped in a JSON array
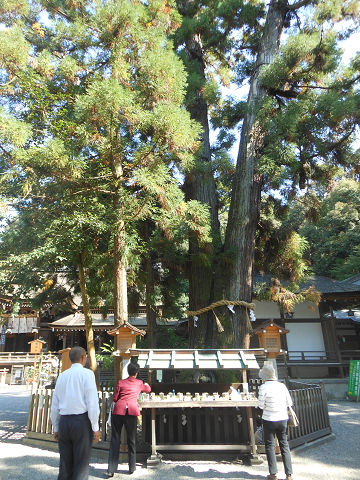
[{"x1": 0, "y1": 384, "x2": 359, "y2": 480}]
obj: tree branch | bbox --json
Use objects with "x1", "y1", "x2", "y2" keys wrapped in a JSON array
[
  {"x1": 287, "y1": 0, "x2": 314, "y2": 11},
  {"x1": 72, "y1": 188, "x2": 115, "y2": 195}
]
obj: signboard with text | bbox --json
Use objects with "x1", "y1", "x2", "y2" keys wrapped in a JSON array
[
  {"x1": 347, "y1": 360, "x2": 360, "y2": 401},
  {"x1": 29, "y1": 339, "x2": 45, "y2": 354}
]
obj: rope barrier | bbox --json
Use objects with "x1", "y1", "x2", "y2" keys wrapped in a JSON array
[
  {"x1": 185, "y1": 299, "x2": 255, "y2": 317},
  {"x1": 185, "y1": 299, "x2": 256, "y2": 334}
]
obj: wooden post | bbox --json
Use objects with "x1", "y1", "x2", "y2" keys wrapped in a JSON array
[
  {"x1": 28, "y1": 339, "x2": 46, "y2": 385},
  {"x1": 32, "y1": 354, "x2": 38, "y2": 383},
  {"x1": 37, "y1": 351, "x2": 44, "y2": 385},
  {"x1": 146, "y1": 407, "x2": 161, "y2": 467},
  {"x1": 58, "y1": 347, "x2": 72, "y2": 372}
]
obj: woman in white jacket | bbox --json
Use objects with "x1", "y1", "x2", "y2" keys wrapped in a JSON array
[{"x1": 258, "y1": 364, "x2": 294, "y2": 480}]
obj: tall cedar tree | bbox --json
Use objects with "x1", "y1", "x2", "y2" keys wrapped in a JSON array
[
  {"x1": 174, "y1": 0, "x2": 264, "y2": 347},
  {"x1": 0, "y1": 0, "x2": 209, "y2": 380},
  {"x1": 177, "y1": 0, "x2": 360, "y2": 347}
]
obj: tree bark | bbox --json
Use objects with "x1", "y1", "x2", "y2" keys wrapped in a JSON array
[
  {"x1": 224, "y1": 0, "x2": 287, "y2": 347},
  {"x1": 113, "y1": 193, "x2": 128, "y2": 383},
  {"x1": 145, "y1": 223, "x2": 157, "y2": 349},
  {"x1": 184, "y1": 33, "x2": 221, "y2": 348},
  {"x1": 78, "y1": 254, "x2": 99, "y2": 387},
  {"x1": 112, "y1": 143, "x2": 128, "y2": 382}
]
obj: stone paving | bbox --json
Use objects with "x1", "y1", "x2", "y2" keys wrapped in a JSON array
[{"x1": 0, "y1": 384, "x2": 359, "y2": 480}]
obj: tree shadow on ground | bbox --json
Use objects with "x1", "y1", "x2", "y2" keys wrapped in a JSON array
[
  {"x1": 0, "y1": 454, "x2": 59, "y2": 479},
  {"x1": 170, "y1": 465, "x2": 264, "y2": 479}
]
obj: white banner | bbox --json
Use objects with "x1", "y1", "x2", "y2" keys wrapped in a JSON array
[{"x1": 7, "y1": 316, "x2": 38, "y2": 333}]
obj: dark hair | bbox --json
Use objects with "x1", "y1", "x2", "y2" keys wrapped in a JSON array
[
  {"x1": 127, "y1": 362, "x2": 139, "y2": 377},
  {"x1": 69, "y1": 346, "x2": 86, "y2": 363}
]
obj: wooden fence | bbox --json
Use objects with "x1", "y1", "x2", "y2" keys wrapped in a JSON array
[
  {"x1": 26, "y1": 388, "x2": 113, "y2": 449},
  {"x1": 0, "y1": 351, "x2": 56, "y2": 365},
  {"x1": 26, "y1": 381, "x2": 331, "y2": 452},
  {"x1": 287, "y1": 381, "x2": 331, "y2": 448}
]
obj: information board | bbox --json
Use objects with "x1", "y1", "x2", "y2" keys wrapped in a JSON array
[
  {"x1": 347, "y1": 360, "x2": 360, "y2": 401},
  {"x1": 29, "y1": 339, "x2": 44, "y2": 354}
]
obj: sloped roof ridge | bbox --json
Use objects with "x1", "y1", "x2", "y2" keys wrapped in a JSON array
[
  {"x1": 340, "y1": 273, "x2": 360, "y2": 283},
  {"x1": 254, "y1": 272, "x2": 360, "y2": 293}
]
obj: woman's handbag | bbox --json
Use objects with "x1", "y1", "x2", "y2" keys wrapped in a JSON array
[
  {"x1": 288, "y1": 406, "x2": 299, "y2": 427},
  {"x1": 106, "y1": 401, "x2": 114, "y2": 428}
]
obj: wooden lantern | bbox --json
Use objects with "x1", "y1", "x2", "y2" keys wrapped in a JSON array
[
  {"x1": 28, "y1": 338, "x2": 46, "y2": 355},
  {"x1": 28, "y1": 339, "x2": 46, "y2": 383},
  {"x1": 108, "y1": 322, "x2": 146, "y2": 358},
  {"x1": 253, "y1": 321, "x2": 289, "y2": 358},
  {"x1": 58, "y1": 347, "x2": 72, "y2": 372}
]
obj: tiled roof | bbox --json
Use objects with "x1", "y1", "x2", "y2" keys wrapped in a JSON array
[
  {"x1": 108, "y1": 322, "x2": 146, "y2": 336},
  {"x1": 252, "y1": 320, "x2": 289, "y2": 334},
  {"x1": 254, "y1": 273, "x2": 360, "y2": 294},
  {"x1": 49, "y1": 312, "x2": 177, "y2": 330},
  {"x1": 325, "y1": 309, "x2": 360, "y2": 323},
  {"x1": 50, "y1": 312, "x2": 114, "y2": 329}
]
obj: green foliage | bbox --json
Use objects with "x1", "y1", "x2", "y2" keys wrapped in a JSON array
[
  {"x1": 255, "y1": 278, "x2": 321, "y2": 314},
  {"x1": 1, "y1": 0, "x2": 360, "y2": 354},
  {"x1": 298, "y1": 179, "x2": 360, "y2": 279},
  {"x1": 96, "y1": 341, "x2": 114, "y2": 371},
  {"x1": 0, "y1": 0, "x2": 209, "y2": 319},
  {"x1": 137, "y1": 325, "x2": 188, "y2": 349},
  {"x1": 255, "y1": 195, "x2": 310, "y2": 284}
]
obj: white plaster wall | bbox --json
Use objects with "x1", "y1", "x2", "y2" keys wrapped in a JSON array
[
  {"x1": 293, "y1": 302, "x2": 320, "y2": 319},
  {"x1": 285, "y1": 322, "x2": 326, "y2": 359},
  {"x1": 253, "y1": 301, "x2": 280, "y2": 319}
]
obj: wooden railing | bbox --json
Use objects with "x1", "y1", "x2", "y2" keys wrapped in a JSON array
[
  {"x1": 277, "y1": 349, "x2": 360, "y2": 364},
  {"x1": 287, "y1": 381, "x2": 331, "y2": 448},
  {"x1": 339, "y1": 350, "x2": 360, "y2": 362},
  {"x1": 281, "y1": 351, "x2": 339, "y2": 363},
  {"x1": 0, "y1": 351, "x2": 56, "y2": 364},
  {"x1": 27, "y1": 381, "x2": 332, "y2": 452},
  {"x1": 249, "y1": 379, "x2": 331, "y2": 449}
]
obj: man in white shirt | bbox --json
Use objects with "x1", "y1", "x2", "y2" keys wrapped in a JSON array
[
  {"x1": 258, "y1": 364, "x2": 294, "y2": 480},
  {"x1": 50, "y1": 346, "x2": 100, "y2": 480}
]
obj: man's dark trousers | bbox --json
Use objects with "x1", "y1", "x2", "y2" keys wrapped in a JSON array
[
  {"x1": 58, "y1": 412, "x2": 93, "y2": 480},
  {"x1": 108, "y1": 412, "x2": 137, "y2": 474}
]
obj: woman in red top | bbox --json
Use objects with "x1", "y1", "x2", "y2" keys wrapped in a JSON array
[{"x1": 106, "y1": 362, "x2": 151, "y2": 477}]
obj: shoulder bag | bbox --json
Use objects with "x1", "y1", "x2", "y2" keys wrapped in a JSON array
[{"x1": 288, "y1": 405, "x2": 299, "y2": 427}]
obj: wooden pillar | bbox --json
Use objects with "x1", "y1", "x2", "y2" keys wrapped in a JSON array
[
  {"x1": 146, "y1": 407, "x2": 161, "y2": 467},
  {"x1": 59, "y1": 347, "x2": 72, "y2": 372}
]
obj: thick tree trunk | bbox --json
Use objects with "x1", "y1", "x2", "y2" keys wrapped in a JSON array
[
  {"x1": 224, "y1": 0, "x2": 287, "y2": 347},
  {"x1": 145, "y1": 224, "x2": 157, "y2": 348},
  {"x1": 113, "y1": 210, "x2": 128, "y2": 383},
  {"x1": 184, "y1": 34, "x2": 221, "y2": 348},
  {"x1": 112, "y1": 151, "x2": 128, "y2": 382},
  {"x1": 78, "y1": 255, "x2": 98, "y2": 387},
  {"x1": 113, "y1": 217, "x2": 128, "y2": 329},
  {"x1": 145, "y1": 266, "x2": 157, "y2": 349}
]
